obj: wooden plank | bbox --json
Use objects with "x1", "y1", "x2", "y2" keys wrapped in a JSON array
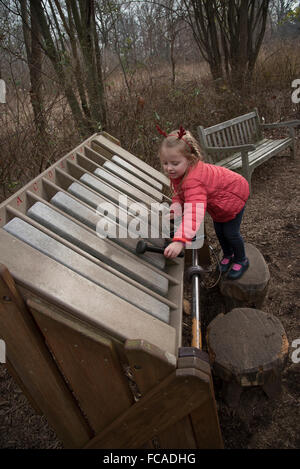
[
  {"x1": 124, "y1": 339, "x2": 196, "y2": 449},
  {"x1": 0, "y1": 264, "x2": 92, "y2": 448},
  {"x1": 250, "y1": 117, "x2": 260, "y2": 140},
  {"x1": 245, "y1": 120, "x2": 252, "y2": 141},
  {"x1": 220, "y1": 129, "x2": 228, "y2": 146},
  {"x1": 5, "y1": 358, "x2": 42, "y2": 415},
  {"x1": 157, "y1": 416, "x2": 197, "y2": 449},
  {"x1": 197, "y1": 126, "x2": 215, "y2": 163},
  {"x1": 215, "y1": 138, "x2": 291, "y2": 172},
  {"x1": 224, "y1": 127, "x2": 233, "y2": 146},
  {"x1": 233, "y1": 124, "x2": 241, "y2": 145},
  {"x1": 228, "y1": 125, "x2": 237, "y2": 146},
  {"x1": 83, "y1": 368, "x2": 210, "y2": 449},
  {"x1": 210, "y1": 133, "x2": 219, "y2": 148},
  {"x1": 28, "y1": 298, "x2": 134, "y2": 435},
  {"x1": 177, "y1": 356, "x2": 224, "y2": 449},
  {"x1": 100, "y1": 131, "x2": 121, "y2": 146},
  {"x1": 254, "y1": 108, "x2": 263, "y2": 140},
  {"x1": 289, "y1": 127, "x2": 296, "y2": 158},
  {"x1": 123, "y1": 339, "x2": 177, "y2": 395},
  {"x1": 248, "y1": 140, "x2": 291, "y2": 171},
  {"x1": 241, "y1": 150, "x2": 251, "y2": 186},
  {"x1": 238, "y1": 122, "x2": 247, "y2": 144},
  {"x1": 215, "y1": 131, "x2": 223, "y2": 147}
]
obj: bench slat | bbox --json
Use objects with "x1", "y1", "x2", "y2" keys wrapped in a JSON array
[
  {"x1": 238, "y1": 123, "x2": 247, "y2": 144},
  {"x1": 216, "y1": 139, "x2": 279, "y2": 169},
  {"x1": 220, "y1": 129, "x2": 228, "y2": 146},
  {"x1": 232, "y1": 125, "x2": 240, "y2": 145},
  {"x1": 245, "y1": 120, "x2": 252, "y2": 141},
  {"x1": 204, "y1": 111, "x2": 257, "y2": 135},
  {"x1": 215, "y1": 138, "x2": 291, "y2": 171},
  {"x1": 250, "y1": 117, "x2": 258, "y2": 139},
  {"x1": 225, "y1": 127, "x2": 233, "y2": 146}
]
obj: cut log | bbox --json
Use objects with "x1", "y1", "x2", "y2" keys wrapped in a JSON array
[
  {"x1": 206, "y1": 308, "x2": 289, "y2": 406},
  {"x1": 219, "y1": 243, "x2": 270, "y2": 311}
]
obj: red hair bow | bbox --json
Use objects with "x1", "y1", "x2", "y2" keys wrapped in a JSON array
[
  {"x1": 155, "y1": 124, "x2": 168, "y2": 137},
  {"x1": 177, "y1": 126, "x2": 186, "y2": 139},
  {"x1": 156, "y1": 124, "x2": 187, "y2": 139}
]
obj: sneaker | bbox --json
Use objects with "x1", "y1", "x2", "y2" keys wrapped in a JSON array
[
  {"x1": 227, "y1": 258, "x2": 249, "y2": 280},
  {"x1": 219, "y1": 254, "x2": 234, "y2": 273}
]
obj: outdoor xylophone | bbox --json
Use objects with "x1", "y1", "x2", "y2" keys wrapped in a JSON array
[{"x1": 0, "y1": 132, "x2": 223, "y2": 449}]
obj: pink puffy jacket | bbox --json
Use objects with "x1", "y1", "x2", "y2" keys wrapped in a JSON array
[{"x1": 170, "y1": 161, "x2": 249, "y2": 243}]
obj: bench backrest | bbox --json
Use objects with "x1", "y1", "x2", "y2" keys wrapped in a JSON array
[{"x1": 197, "y1": 109, "x2": 262, "y2": 163}]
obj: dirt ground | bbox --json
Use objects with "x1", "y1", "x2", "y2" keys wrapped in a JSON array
[{"x1": 0, "y1": 148, "x2": 299, "y2": 449}]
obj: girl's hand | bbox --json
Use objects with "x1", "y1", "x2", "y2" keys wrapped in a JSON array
[{"x1": 164, "y1": 241, "x2": 184, "y2": 259}]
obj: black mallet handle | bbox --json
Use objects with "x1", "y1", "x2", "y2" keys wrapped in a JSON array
[{"x1": 135, "y1": 240, "x2": 184, "y2": 257}]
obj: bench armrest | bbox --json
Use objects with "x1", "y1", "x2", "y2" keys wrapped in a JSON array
[
  {"x1": 261, "y1": 120, "x2": 300, "y2": 129},
  {"x1": 205, "y1": 144, "x2": 256, "y2": 154}
]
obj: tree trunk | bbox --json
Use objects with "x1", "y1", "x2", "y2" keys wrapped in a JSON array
[
  {"x1": 185, "y1": 0, "x2": 270, "y2": 87},
  {"x1": 20, "y1": 0, "x2": 47, "y2": 139},
  {"x1": 31, "y1": 0, "x2": 92, "y2": 137},
  {"x1": 230, "y1": 0, "x2": 249, "y2": 86}
]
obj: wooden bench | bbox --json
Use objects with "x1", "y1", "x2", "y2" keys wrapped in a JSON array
[{"x1": 197, "y1": 109, "x2": 300, "y2": 191}]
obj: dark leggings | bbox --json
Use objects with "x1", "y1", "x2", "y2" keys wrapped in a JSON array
[{"x1": 213, "y1": 206, "x2": 246, "y2": 263}]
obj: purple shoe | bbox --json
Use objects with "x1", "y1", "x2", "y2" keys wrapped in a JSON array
[{"x1": 227, "y1": 258, "x2": 249, "y2": 280}]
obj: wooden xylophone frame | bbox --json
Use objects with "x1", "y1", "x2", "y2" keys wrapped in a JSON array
[{"x1": 0, "y1": 132, "x2": 223, "y2": 449}]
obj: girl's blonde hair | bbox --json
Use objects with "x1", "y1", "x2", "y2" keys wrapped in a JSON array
[
  {"x1": 158, "y1": 129, "x2": 204, "y2": 162},
  {"x1": 158, "y1": 129, "x2": 205, "y2": 192}
]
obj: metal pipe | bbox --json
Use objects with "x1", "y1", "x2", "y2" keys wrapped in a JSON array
[{"x1": 191, "y1": 248, "x2": 202, "y2": 349}]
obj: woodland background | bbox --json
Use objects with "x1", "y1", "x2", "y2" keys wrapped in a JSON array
[{"x1": 0, "y1": 0, "x2": 300, "y2": 203}]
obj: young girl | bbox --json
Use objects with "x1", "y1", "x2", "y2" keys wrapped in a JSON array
[{"x1": 158, "y1": 126, "x2": 250, "y2": 280}]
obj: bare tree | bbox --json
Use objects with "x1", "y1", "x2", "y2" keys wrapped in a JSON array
[
  {"x1": 20, "y1": 0, "x2": 47, "y2": 142},
  {"x1": 29, "y1": 0, "x2": 107, "y2": 135},
  {"x1": 269, "y1": 0, "x2": 300, "y2": 35},
  {"x1": 269, "y1": 0, "x2": 296, "y2": 26},
  {"x1": 183, "y1": 0, "x2": 270, "y2": 85}
]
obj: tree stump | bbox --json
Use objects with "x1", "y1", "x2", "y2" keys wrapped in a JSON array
[
  {"x1": 219, "y1": 243, "x2": 270, "y2": 312},
  {"x1": 206, "y1": 308, "x2": 289, "y2": 407}
]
